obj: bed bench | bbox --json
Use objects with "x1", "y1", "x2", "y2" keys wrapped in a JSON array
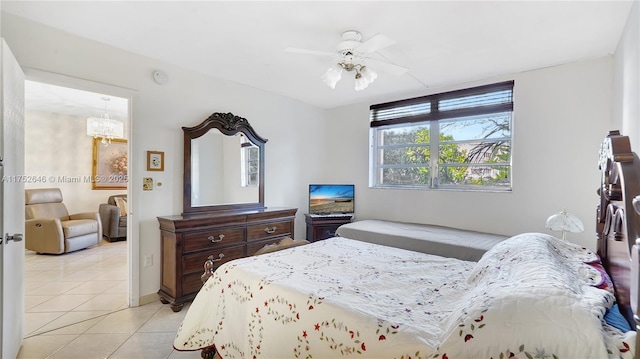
[{"x1": 335, "y1": 219, "x2": 508, "y2": 261}]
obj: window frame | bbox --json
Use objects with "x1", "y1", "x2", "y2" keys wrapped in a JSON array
[
  {"x1": 369, "y1": 80, "x2": 514, "y2": 191},
  {"x1": 240, "y1": 139, "x2": 259, "y2": 187}
]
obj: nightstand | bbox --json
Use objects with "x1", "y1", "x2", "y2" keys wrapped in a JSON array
[{"x1": 304, "y1": 214, "x2": 354, "y2": 242}]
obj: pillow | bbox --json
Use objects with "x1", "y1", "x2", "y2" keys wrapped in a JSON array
[
  {"x1": 441, "y1": 233, "x2": 624, "y2": 358},
  {"x1": 604, "y1": 303, "x2": 632, "y2": 332},
  {"x1": 586, "y1": 261, "x2": 616, "y2": 295},
  {"x1": 467, "y1": 232, "x2": 600, "y2": 285},
  {"x1": 466, "y1": 233, "x2": 563, "y2": 285},
  {"x1": 443, "y1": 234, "x2": 615, "y2": 358},
  {"x1": 114, "y1": 197, "x2": 127, "y2": 217}
]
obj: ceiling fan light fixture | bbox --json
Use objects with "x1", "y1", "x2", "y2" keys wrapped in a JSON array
[
  {"x1": 321, "y1": 64, "x2": 343, "y2": 89},
  {"x1": 287, "y1": 30, "x2": 406, "y2": 92},
  {"x1": 354, "y1": 66, "x2": 377, "y2": 91},
  {"x1": 354, "y1": 72, "x2": 367, "y2": 91},
  {"x1": 360, "y1": 66, "x2": 377, "y2": 83}
]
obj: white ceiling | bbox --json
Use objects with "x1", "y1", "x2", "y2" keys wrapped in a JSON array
[
  {"x1": 3, "y1": 1, "x2": 633, "y2": 112},
  {"x1": 25, "y1": 80, "x2": 129, "y2": 120}
]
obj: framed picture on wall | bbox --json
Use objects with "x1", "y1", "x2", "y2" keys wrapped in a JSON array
[
  {"x1": 92, "y1": 138, "x2": 128, "y2": 190},
  {"x1": 147, "y1": 150, "x2": 164, "y2": 171}
]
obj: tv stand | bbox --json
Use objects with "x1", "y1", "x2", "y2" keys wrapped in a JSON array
[{"x1": 305, "y1": 213, "x2": 354, "y2": 242}]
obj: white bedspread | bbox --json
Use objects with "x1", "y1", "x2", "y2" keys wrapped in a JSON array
[{"x1": 174, "y1": 234, "x2": 635, "y2": 359}]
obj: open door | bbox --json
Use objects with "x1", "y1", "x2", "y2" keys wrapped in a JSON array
[{"x1": 0, "y1": 38, "x2": 26, "y2": 359}]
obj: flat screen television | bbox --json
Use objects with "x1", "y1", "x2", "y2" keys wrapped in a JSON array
[{"x1": 308, "y1": 184, "x2": 355, "y2": 215}]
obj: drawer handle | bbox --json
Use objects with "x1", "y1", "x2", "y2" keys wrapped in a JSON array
[
  {"x1": 208, "y1": 234, "x2": 225, "y2": 243},
  {"x1": 202, "y1": 253, "x2": 225, "y2": 283},
  {"x1": 264, "y1": 226, "x2": 277, "y2": 234},
  {"x1": 208, "y1": 253, "x2": 225, "y2": 262}
]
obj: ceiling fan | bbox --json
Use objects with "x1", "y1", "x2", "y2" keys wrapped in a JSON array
[{"x1": 285, "y1": 30, "x2": 409, "y2": 91}]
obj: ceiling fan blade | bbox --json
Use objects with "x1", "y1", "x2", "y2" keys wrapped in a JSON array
[
  {"x1": 285, "y1": 47, "x2": 336, "y2": 57},
  {"x1": 364, "y1": 58, "x2": 409, "y2": 76},
  {"x1": 355, "y1": 34, "x2": 396, "y2": 54}
]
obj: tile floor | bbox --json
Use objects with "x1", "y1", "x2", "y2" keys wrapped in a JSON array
[{"x1": 19, "y1": 239, "x2": 203, "y2": 359}]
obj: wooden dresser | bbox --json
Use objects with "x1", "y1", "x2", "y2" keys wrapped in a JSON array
[{"x1": 157, "y1": 207, "x2": 297, "y2": 312}]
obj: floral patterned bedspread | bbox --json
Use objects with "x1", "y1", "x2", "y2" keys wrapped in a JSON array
[{"x1": 174, "y1": 234, "x2": 636, "y2": 359}]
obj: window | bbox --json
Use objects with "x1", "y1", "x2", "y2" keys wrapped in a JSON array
[
  {"x1": 370, "y1": 81, "x2": 513, "y2": 191},
  {"x1": 240, "y1": 136, "x2": 259, "y2": 187}
]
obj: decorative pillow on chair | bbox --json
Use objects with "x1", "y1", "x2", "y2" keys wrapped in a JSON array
[{"x1": 115, "y1": 197, "x2": 127, "y2": 217}]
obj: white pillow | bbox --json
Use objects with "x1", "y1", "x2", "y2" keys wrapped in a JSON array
[
  {"x1": 114, "y1": 197, "x2": 127, "y2": 217},
  {"x1": 439, "y1": 233, "x2": 614, "y2": 359},
  {"x1": 466, "y1": 232, "x2": 599, "y2": 285}
]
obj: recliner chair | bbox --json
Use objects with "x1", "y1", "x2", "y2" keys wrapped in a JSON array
[
  {"x1": 99, "y1": 194, "x2": 127, "y2": 241},
  {"x1": 25, "y1": 188, "x2": 102, "y2": 254}
]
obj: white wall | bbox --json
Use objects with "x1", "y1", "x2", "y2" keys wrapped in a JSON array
[
  {"x1": 326, "y1": 58, "x2": 613, "y2": 250},
  {"x1": 1, "y1": 13, "x2": 326, "y2": 300},
  {"x1": 613, "y1": 0, "x2": 639, "y2": 147},
  {"x1": 24, "y1": 110, "x2": 126, "y2": 213}
]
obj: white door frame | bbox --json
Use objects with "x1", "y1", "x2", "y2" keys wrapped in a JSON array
[
  {"x1": 1, "y1": 38, "x2": 26, "y2": 359},
  {"x1": 23, "y1": 68, "x2": 139, "y2": 306}
]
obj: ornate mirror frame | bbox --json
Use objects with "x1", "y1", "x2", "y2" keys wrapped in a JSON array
[{"x1": 183, "y1": 112, "x2": 267, "y2": 215}]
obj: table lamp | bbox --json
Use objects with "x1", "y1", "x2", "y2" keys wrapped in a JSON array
[{"x1": 545, "y1": 210, "x2": 584, "y2": 240}]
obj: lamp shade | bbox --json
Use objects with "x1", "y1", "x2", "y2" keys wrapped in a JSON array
[
  {"x1": 354, "y1": 66, "x2": 377, "y2": 91},
  {"x1": 321, "y1": 64, "x2": 343, "y2": 89},
  {"x1": 545, "y1": 211, "x2": 584, "y2": 240},
  {"x1": 360, "y1": 66, "x2": 377, "y2": 83}
]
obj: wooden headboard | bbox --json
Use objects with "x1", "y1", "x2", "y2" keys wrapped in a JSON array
[{"x1": 597, "y1": 130, "x2": 640, "y2": 356}]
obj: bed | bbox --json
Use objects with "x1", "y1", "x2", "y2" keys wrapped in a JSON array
[
  {"x1": 335, "y1": 219, "x2": 507, "y2": 261},
  {"x1": 173, "y1": 130, "x2": 640, "y2": 359}
]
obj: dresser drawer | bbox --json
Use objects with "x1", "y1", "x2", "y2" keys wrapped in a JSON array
[
  {"x1": 182, "y1": 245, "x2": 245, "y2": 275},
  {"x1": 316, "y1": 224, "x2": 341, "y2": 240},
  {"x1": 183, "y1": 227, "x2": 245, "y2": 253},
  {"x1": 247, "y1": 221, "x2": 292, "y2": 241},
  {"x1": 183, "y1": 272, "x2": 205, "y2": 297}
]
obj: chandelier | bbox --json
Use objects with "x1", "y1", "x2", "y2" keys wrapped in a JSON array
[
  {"x1": 86, "y1": 97, "x2": 124, "y2": 146},
  {"x1": 321, "y1": 51, "x2": 378, "y2": 91}
]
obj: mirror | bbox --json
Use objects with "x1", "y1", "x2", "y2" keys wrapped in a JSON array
[{"x1": 183, "y1": 112, "x2": 266, "y2": 215}]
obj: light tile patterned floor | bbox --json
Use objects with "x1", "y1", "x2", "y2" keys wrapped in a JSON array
[{"x1": 19, "y1": 239, "x2": 202, "y2": 359}]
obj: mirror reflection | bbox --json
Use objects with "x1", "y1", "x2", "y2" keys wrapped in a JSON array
[
  {"x1": 191, "y1": 130, "x2": 260, "y2": 206},
  {"x1": 183, "y1": 112, "x2": 266, "y2": 215}
]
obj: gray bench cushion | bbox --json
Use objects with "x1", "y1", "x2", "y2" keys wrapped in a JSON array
[{"x1": 336, "y1": 219, "x2": 507, "y2": 262}]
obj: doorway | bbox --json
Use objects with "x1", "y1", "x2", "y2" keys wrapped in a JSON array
[{"x1": 22, "y1": 76, "x2": 133, "y2": 336}]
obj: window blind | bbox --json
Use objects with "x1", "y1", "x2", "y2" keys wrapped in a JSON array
[{"x1": 370, "y1": 80, "x2": 514, "y2": 128}]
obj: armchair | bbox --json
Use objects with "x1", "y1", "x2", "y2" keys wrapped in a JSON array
[
  {"x1": 99, "y1": 194, "x2": 127, "y2": 241},
  {"x1": 25, "y1": 188, "x2": 102, "y2": 254}
]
